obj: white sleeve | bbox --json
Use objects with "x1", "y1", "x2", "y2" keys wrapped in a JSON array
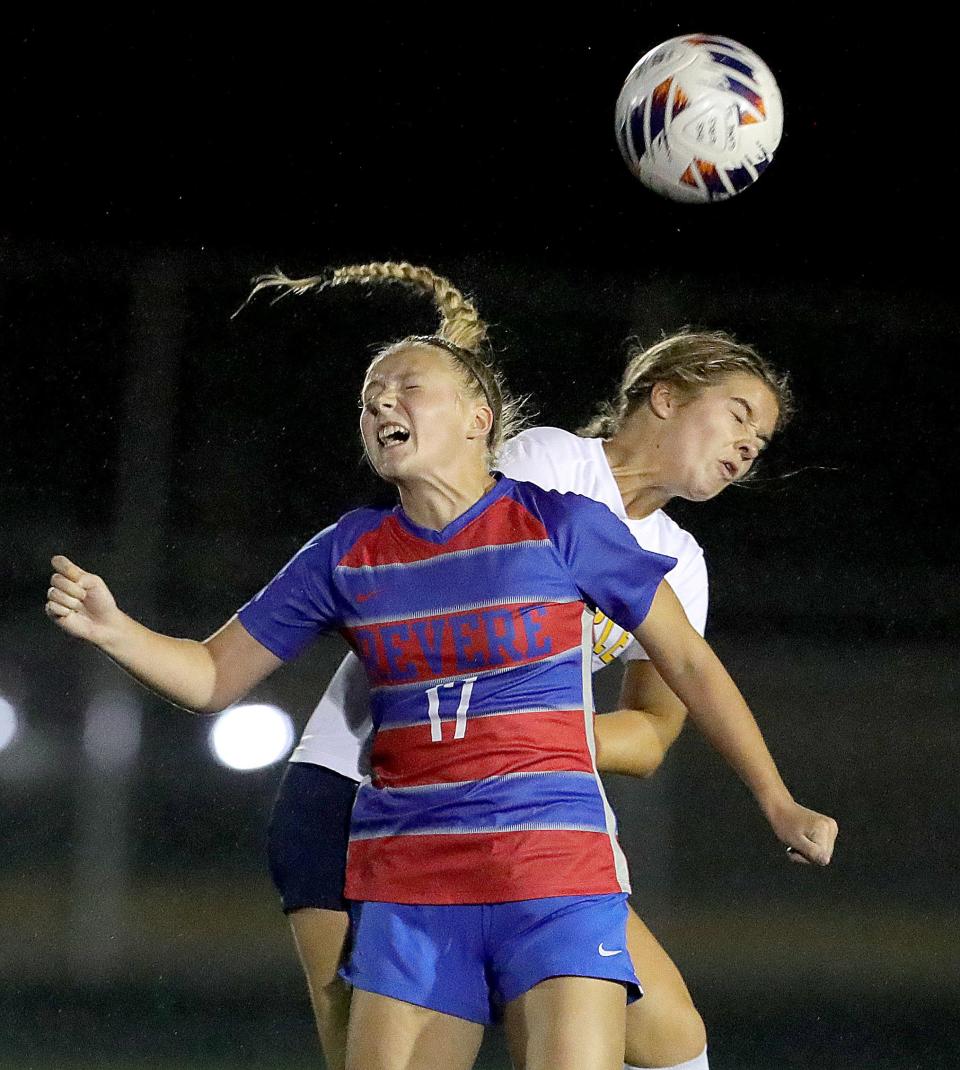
[
  {"x1": 621, "y1": 545, "x2": 709, "y2": 662},
  {"x1": 288, "y1": 651, "x2": 373, "y2": 781},
  {"x1": 495, "y1": 427, "x2": 569, "y2": 490}
]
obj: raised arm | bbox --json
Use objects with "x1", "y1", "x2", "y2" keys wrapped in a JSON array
[
  {"x1": 633, "y1": 580, "x2": 838, "y2": 866},
  {"x1": 44, "y1": 555, "x2": 281, "y2": 714},
  {"x1": 593, "y1": 660, "x2": 688, "y2": 778}
]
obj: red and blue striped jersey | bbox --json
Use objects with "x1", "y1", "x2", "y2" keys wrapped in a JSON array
[{"x1": 238, "y1": 476, "x2": 675, "y2": 904}]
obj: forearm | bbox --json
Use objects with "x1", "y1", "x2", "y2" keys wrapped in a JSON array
[
  {"x1": 47, "y1": 556, "x2": 280, "y2": 714},
  {"x1": 97, "y1": 611, "x2": 222, "y2": 713}
]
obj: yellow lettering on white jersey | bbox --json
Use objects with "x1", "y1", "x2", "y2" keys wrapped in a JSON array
[{"x1": 591, "y1": 610, "x2": 636, "y2": 669}]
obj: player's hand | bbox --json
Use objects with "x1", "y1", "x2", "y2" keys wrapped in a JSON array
[
  {"x1": 44, "y1": 555, "x2": 124, "y2": 646},
  {"x1": 766, "y1": 798, "x2": 838, "y2": 866}
]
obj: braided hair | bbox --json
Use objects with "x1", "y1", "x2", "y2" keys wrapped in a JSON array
[{"x1": 244, "y1": 261, "x2": 525, "y2": 457}]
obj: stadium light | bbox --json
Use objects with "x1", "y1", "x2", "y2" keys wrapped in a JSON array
[
  {"x1": 0, "y1": 696, "x2": 18, "y2": 752},
  {"x1": 209, "y1": 703, "x2": 295, "y2": 771}
]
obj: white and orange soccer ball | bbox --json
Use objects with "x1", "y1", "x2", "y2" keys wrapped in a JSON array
[{"x1": 615, "y1": 34, "x2": 783, "y2": 203}]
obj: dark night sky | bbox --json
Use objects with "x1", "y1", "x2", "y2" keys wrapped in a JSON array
[
  {"x1": 2, "y1": 12, "x2": 956, "y2": 281},
  {"x1": 2, "y1": 10, "x2": 958, "y2": 631}
]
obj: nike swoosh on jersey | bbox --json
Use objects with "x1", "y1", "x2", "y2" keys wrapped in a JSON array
[{"x1": 598, "y1": 943, "x2": 623, "y2": 957}]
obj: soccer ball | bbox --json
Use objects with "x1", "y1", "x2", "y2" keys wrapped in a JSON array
[{"x1": 615, "y1": 34, "x2": 783, "y2": 203}]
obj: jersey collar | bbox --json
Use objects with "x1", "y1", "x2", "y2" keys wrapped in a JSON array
[{"x1": 394, "y1": 473, "x2": 513, "y2": 543}]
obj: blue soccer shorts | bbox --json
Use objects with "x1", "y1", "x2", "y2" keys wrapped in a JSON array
[{"x1": 341, "y1": 893, "x2": 641, "y2": 1024}]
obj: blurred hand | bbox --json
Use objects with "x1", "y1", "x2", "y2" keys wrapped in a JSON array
[
  {"x1": 44, "y1": 555, "x2": 124, "y2": 647},
  {"x1": 765, "y1": 798, "x2": 838, "y2": 866}
]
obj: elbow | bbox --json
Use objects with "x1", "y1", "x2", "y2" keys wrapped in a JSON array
[
  {"x1": 593, "y1": 709, "x2": 670, "y2": 779},
  {"x1": 618, "y1": 737, "x2": 668, "y2": 779},
  {"x1": 166, "y1": 694, "x2": 224, "y2": 717},
  {"x1": 192, "y1": 691, "x2": 235, "y2": 717},
  {"x1": 189, "y1": 676, "x2": 236, "y2": 716},
  {"x1": 599, "y1": 742, "x2": 666, "y2": 780},
  {"x1": 634, "y1": 745, "x2": 667, "y2": 778},
  {"x1": 191, "y1": 655, "x2": 244, "y2": 716},
  {"x1": 191, "y1": 701, "x2": 226, "y2": 717}
]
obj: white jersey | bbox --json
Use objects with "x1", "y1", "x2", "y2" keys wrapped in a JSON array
[
  {"x1": 497, "y1": 427, "x2": 709, "y2": 666},
  {"x1": 287, "y1": 425, "x2": 708, "y2": 781}
]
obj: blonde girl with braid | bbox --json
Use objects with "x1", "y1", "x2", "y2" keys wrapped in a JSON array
[
  {"x1": 47, "y1": 263, "x2": 836, "y2": 1070},
  {"x1": 256, "y1": 266, "x2": 803, "y2": 1070}
]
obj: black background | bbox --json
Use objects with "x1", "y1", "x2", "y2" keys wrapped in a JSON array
[{"x1": 1, "y1": 9, "x2": 958, "y2": 1070}]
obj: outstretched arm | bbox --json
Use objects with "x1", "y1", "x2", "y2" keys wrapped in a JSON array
[
  {"x1": 44, "y1": 555, "x2": 281, "y2": 714},
  {"x1": 633, "y1": 580, "x2": 838, "y2": 866},
  {"x1": 593, "y1": 660, "x2": 687, "y2": 778}
]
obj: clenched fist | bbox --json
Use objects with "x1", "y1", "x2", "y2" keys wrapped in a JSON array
[{"x1": 766, "y1": 797, "x2": 839, "y2": 866}]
